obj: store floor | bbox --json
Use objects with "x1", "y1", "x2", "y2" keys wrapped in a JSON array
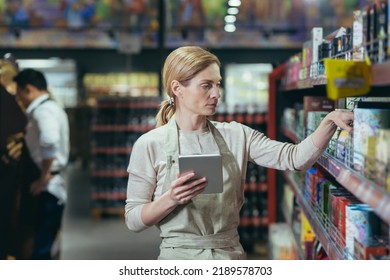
[
  {"x1": 60, "y1": 160, "x2": 161, "y2": 260},
  {"x1": 60, "y1": 160, "x2": 267, "y2": 260}
]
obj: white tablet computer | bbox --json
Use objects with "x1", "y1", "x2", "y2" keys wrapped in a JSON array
[{"x1": 178, "y1": 153, "x2": 223, "y2": 194}]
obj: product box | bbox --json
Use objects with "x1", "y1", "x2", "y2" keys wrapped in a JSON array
[
  {"x1": 310, "y1": 27, "x2": 323, "y2": 78},
  {"x1": 301, "y1": 40, "x2": 312, "y2": 80},
  {"x1": 305, "y1": 167, "x2": 318, "y2": 202},
  {"x1": 375, "y1": 0, "x2": 388, "y2": 62},
  {"x1": 369, "y1": 3, "x2": 378, "y2": 63},
  {"x1": 352, "y1": 108, "x2": 390, "y2": 173},
  {"x1": 336, "y1": 130, "x2": 351, "y2": 166},
  {"x1": 375, "y1": 128, "x2": 390, "y2": 190},
  {"x1": 329, "y1": 191, "x2": 353, "y2": 228},
  {"x1": 388, "y1": 0, "x2": 390, "y2": 58},
  {"x1": 316, "y1": 179, "x2": 330, "y2": 207},
  {"x1": 354, "y1": 238, "x2": 389, "y2": 260},
  {"x1": 325, "y1": 27, "x2": 346, "y2": 42},
  {"x1": 338, "y1": 197, "x2": 361, "y2": 243},
  {"x1": 346, "y1": 204, "x2": 381, "y2": 259},
  {"x1": 303, "y1": 96, "x2": 335, "y2": 134},
  {"x1": 353, "y1": 9, "x2": 364, "y2": 61},
  {"x1": 320, "y1": 182, "x2": 338, "y2": 218},
  {"x1": 363, "y1": 5, "x2": 371, "y2": 61},
  {"x1": 361, "y1": 135, "x2": 378, "y2": 180},
  {"x1": 300, "y1": 211, "x2": 315, "y2": 255}
]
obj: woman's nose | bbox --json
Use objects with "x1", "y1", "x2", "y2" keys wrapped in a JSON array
[{"x1": 210, "y1": 86, "x2": 220, "y2": 99}]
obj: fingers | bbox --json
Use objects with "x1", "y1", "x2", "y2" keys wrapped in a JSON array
[
  {"x1": 332, "y1": 110, "x2": 354, "y2": 132},
  {"x1": 2, "y1": 140, "x2": 23, "y2": 164},
  {"x1": 170, "y1": 173, "x2": 207, "y2": 204},
  {"x1": 8, "y1": 142, "x2": 23, "y2": 160},
  {"x1": 6, "y1": 140, "x2": 23, "y2": 160}
]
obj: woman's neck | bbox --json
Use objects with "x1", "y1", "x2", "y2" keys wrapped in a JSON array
[{"x1": 175, "y1": 112, "x2": 208, "y2": 131}]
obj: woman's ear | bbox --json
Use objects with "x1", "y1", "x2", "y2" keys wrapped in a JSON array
[{"x1": 171, "y1": 80, "x2": 181, "y2": 98}]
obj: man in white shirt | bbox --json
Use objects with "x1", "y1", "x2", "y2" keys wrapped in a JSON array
[{"x1": 14, "y1": 68, "x2": 70, "y2": 260}]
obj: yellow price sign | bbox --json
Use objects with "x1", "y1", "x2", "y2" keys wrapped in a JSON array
[{"x1": 324, "y1": 58, "x2": 371, "y2": 100}]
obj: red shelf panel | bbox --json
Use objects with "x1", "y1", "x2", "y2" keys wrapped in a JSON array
[{"x1": 90, "y1": 170, "x2": 128, "y2": 177}]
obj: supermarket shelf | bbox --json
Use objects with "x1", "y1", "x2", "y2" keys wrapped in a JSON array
[
  {"x1": 243, "y1": 182, "x2": 268, "y2": 192},
  {"x1": 90, "y1": 169, "x2": 128, "y2": 177},
  {"x1": 91, "y1": 206, "x2": 125, "y2": 220},
  {"x1": 282, "y1": 170, "x2": 344, "y2": 260},
  {"x1": 283, "y1": 60, "x2": 390, "y2": 91},
  {"x1": 281, "y1": 125, "x2": 390, "y2": 225},
  {"x1": 95, "y1": 101, "x2": 161, "y2": 109},
  {"x1": 92, "y1": 124, "x2": 154, "y2": 132},
  {"x1": 317, "y1": 154, "x2": 390, "y2": 225},
  {"x1": 91, "y1": 147, "x2": 132, "y2": 155},
  {"x1": 239, "y1": 216, "x2": 269, "y2": 227}
]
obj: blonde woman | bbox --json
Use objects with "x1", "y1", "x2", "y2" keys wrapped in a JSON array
[{"x1": 125, "y1": 46, "x2": 353, "y2": 260}]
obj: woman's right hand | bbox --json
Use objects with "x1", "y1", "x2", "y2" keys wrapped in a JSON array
[{"x1": 168, "y1": 172, "x2": 207, "y2": 205}]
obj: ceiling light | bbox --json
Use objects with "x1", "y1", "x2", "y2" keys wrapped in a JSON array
[
  {"x1": 224, "y1": 15, "x2": 236, "y2": 23},
  {"x1": 228, "y1": 0, "x2": 241, "y2": 7},
  {"x1": 224, "y1": 24, "x2": 236, "y2": 32},
  {"x1": 227, "y1": 7, "x2": 239, "y2": 15}
]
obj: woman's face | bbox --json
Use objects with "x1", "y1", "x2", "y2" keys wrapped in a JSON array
[{"x1": 176, "y1": 63, "x2": 221, "y2": 117}]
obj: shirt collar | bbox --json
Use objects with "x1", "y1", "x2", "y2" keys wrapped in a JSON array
[{"x1": 26, "y1": 93, "x2": 50, "y2": 116}]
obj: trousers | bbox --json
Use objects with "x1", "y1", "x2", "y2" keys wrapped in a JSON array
[{"x1": 32, "y1": 191, "x2": 64, "y2": 260}]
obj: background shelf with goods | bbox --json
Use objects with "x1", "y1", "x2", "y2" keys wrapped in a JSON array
[
  {"x1": 268, "y1": 1, "x2": 390, "y2": 260},
  {"x1": 84, "y1": 72, "x2": 160, "y2": 219},
  {"x1": 89, "y1": 96, "x2": 160, "y2": 219}
]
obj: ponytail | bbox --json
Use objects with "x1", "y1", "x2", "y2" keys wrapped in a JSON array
[{"x1": 155, "y1": 99, "x2": 175, "y2": 127}]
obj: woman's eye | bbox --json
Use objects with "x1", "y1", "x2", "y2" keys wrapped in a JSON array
[{"x1": 202, "y1": 84, "x2": 211, "y2": 90}]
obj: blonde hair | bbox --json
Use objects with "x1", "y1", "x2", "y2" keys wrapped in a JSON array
[{"x1": 155, "y1": 46, "x2": 221, "y2": 127}]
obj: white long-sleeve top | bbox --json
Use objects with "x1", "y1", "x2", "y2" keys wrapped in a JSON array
[
  {"x1": 125, "y1": 121, "x2": 324, "y2": 232},
  {"x1": 25, "y1": 93, "x2": 70, "y2": 203}
]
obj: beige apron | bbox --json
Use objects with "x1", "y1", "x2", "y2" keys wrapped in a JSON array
[{"x1": 157, "y1": 117, "x2": 245, "y2": 259}]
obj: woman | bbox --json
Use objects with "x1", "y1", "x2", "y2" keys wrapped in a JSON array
[{"x1": 125, "y1": 46, "x2": 353, "y2": 259}]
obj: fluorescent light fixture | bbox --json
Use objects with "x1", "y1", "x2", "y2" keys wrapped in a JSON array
[
  {"x1": 227, "y1": 7, "x2": 239, "y2": 15},
  {"x1": 228, "y1": 0, "x2": 241, "y2": 7},
  {"x1": 224, "y1": 24, "x2": 236, "y2": 32},
  {"x1": 16, "y1": 58, "x2": 76, "y2": 71},
  {"x1": 224, "y1": 15, "x2": 236, "y2": 23}
]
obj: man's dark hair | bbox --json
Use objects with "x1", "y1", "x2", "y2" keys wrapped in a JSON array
[{"x1": 13, "y1": 68, "x2": 47, "y2": 91}]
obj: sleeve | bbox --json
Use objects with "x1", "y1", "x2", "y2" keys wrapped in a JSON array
[
  {"x1": 124, "y1": 135, "x2": 157, "y2": 232},
  {"x1": 34, "y1": 105, "x2": 60, "y2": 159},
  {"x1": 248, "y1": 129, "x2": 325, "y2": 171}
]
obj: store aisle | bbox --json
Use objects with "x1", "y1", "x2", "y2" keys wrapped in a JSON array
[{"x1": 60, "y1": 161, "x2": 161, "y2": 260}]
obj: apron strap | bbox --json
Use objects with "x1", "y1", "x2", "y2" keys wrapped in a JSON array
[{"x1": 161, "y1": 228, "x2": 240, "y2": 249}]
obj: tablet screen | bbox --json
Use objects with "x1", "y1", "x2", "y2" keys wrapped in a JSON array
[{"x1": 178, "y1": 153, "x2": 223, "y2": 194}]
